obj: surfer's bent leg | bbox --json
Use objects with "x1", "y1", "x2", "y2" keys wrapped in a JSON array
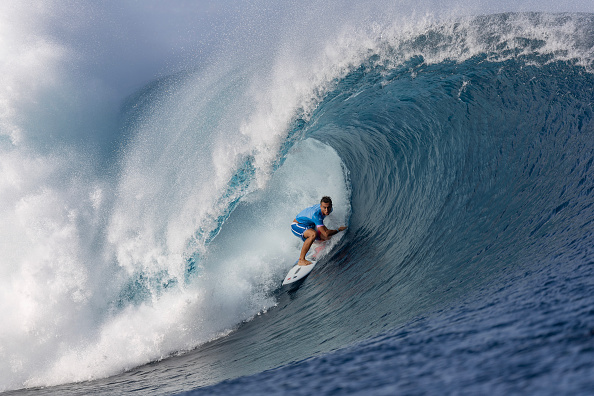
[{"x1": 299, "y1": 228, "x2": 317, "y2": 266}]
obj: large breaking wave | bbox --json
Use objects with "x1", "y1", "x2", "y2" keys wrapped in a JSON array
[{"x1": 1, "y1": 3, "x2": 593, "y2": 394}]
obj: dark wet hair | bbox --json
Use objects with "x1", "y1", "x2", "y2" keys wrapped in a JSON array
[{"x1": 320, "y1": 196, "x2": 332, "y2": 205}]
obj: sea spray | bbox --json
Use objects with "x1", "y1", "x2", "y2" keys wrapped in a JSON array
[{"x1": 1, "y1": 2, "x2": 593, "y2": 394}]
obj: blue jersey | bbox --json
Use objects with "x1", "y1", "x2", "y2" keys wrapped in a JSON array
[{"x1": 295, "y1": 204, "x2": 329, "y2": 229}]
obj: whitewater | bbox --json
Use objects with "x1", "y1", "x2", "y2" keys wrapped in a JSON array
[{"x1": 2, "y1": 1, "x2": 594, "y2": 395}]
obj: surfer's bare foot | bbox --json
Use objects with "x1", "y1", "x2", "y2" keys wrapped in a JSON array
[{"x1": 298, "y1": 259, "x2": 312, "y2": 266}]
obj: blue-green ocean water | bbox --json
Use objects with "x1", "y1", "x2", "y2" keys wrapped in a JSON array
[{"x1": 3, "y1": 9, "x2": 594, "y2": 396}]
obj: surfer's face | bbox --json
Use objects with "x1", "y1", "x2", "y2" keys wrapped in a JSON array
[{"x1": 320, "y1": 202, "x2": 332, "y2": 216}]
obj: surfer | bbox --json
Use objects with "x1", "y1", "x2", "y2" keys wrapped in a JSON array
[{"x1": 291, "y1": 196, "x2": 347, "y2": 266}]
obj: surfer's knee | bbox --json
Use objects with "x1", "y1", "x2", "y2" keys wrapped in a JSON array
[{"x1": 303, "y1": 228, "x2": 316, "y2": 241}]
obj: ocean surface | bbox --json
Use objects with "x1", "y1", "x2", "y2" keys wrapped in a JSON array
[{"x1": 2, "y1": 2, "x2": 594, "y2": 395}]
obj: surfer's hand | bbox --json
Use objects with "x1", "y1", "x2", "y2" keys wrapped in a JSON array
[{"x1": 339, "y1": 226, "x2": 347, "y2": 232}]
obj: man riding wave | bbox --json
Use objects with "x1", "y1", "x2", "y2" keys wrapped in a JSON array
[{"x1": 291, "y1": 196, "x2": 347, "y2": 266}]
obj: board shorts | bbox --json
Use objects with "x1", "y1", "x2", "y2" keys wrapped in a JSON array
[{"x1": 291, "y1": 222, "x2": 319, "y2": 241}]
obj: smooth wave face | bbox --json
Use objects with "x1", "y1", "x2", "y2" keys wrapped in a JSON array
[{"x1": 2, "y1": 5, "x2": 594, "y2": 396}]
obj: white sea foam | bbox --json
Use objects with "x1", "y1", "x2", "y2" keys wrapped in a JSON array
[{"x1": 0, "y1": 1, "x2": 592, "y2": 392}]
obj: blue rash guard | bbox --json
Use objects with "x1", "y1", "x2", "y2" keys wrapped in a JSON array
[{"x1": 291, "y1": 204, "x2": 332, "y2": 241}]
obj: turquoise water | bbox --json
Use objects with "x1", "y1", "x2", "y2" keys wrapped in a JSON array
[{"x1": 2, "y1": 6, "x2": 594, "y2": 396}]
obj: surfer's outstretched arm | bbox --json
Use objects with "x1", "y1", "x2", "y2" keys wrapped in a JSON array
[{"x1": 318, "y1": 225, "x2": 347, "y2": 241}]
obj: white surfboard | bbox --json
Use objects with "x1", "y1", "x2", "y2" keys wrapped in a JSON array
[
  {"x1": 282, "y1": 242, "x2": 327, "y2": 285},
  {"x1": 282, "y1": 260, "x2": 317, "y2": 285}
]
